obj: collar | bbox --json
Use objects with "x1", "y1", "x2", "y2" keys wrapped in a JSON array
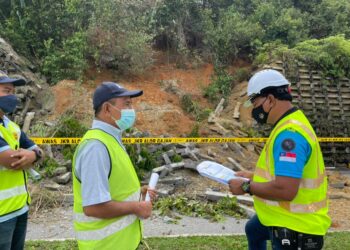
[
  {"x1": 92, "y1": 119, "x2": 125, "y2": 150},
  {"x1": 273, "y1": 107, "x2": 298, "y2": 128}
]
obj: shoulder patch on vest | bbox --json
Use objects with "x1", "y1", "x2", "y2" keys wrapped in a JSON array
[{"x1": 282, "y1": 138, "x2": 295, "y2": 151}]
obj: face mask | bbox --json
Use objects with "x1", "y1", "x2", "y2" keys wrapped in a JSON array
[
  {"x1": 251, "y1": 98, "x2": 270, "y2": 124},
  {"x1": 0, "y1": 95, "x2": 18, "y2": 114},
  {"x1": 110, "y1": 105, "x2": 136, "y2": 131}
]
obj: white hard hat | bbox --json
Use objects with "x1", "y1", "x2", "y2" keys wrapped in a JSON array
[{"x1": 245, "y1": 69, "x2": 290, "y2": 107}]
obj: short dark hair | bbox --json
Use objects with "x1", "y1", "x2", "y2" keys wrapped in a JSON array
[{"x1": 260, "y1": 85, "x2": 292, "y2": 102}]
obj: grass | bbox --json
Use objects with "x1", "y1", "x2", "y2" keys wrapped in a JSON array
[{"x1": 25, "y1": 232, "x2": 350, "y2": 250}]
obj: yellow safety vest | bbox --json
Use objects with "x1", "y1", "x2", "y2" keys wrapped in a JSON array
[
  {"x1": 253, "y1": 110, "x2": 331, "y2": 235},
  {"x1": 0, "y1": 119, "x2": 30, "y2": 216},
  {"x1": 73, "y1": 129, "x2": 142, "y2": 250}
]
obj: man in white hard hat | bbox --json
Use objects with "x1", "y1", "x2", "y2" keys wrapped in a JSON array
[{"x1": 228, "y1": 69, "x2": 330, "y2": 249}]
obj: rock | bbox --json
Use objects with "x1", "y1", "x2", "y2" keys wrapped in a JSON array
[
  {"x1": 157, "y1": 185, "x2": 175, "y2": 197},
  {"x1": 183, "y1": 160, "x2": 197, "y2": 170},
  {"x1": 207, "y1": 112, "x2": 216, "y2": 124},
  {"x1": 158, "y1": 176, "x2": 186, "y2": 185},
  {"x1": 162, "y1": 153, "x2": 172, "y2": 165},
  {"x1": 197, "y1": 153, "x2": 215, "y2": 161},
  {"x1": 227, "y1": 157, "x2": 246, "y2": 171},
  {"x1": 207, "y1": 148, "x2": 217, "y2": 158},
  {"x1": 52, "y1": 167, "x2": 67, "y2": 176},
  {"x1": 152, "y1": 162, "x2": 185, "y2": 173},
  {"x1": 44, "y1": 121, "x2": 55, "y2": 127},
  {"x1": 63, "y1": 193, "x2": 74, "y2": 206},
  {"x1": 62, "y1": 160, "x2": 72, "y2": 171},
  {"x1": 236, "y1": 195, "x2": 254, "y2": 206},
  {"x1": 205, "y1": 190, "x2": 233, "y2": 201},
  {"x1": 245, "y1": 144, "x2": 255, "y2": 152},
  {"x1": 43, "y1": 181, "x2": 62, "y2": 191},
  {"x1": 330, "y1": 182, "x2": 345, "y2": 189},
  {"x1": 54, "y1": 172, "x2": 72, "y2": 185}
]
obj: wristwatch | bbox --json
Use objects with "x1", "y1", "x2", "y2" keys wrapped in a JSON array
[
  {"x1": 241, "y1": 180, "x2": 252, "y2": 195},
  {"x1": 32, "y1": 148, "x2": 43, "y2": 163}
]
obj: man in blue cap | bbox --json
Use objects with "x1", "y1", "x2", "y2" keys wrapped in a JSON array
[
  {"x1": 72, "y1": 82, "x2": 156, "y2": 250},
  {"x1": 0, "y1": 70, "x2": 43, "y2": 250}
]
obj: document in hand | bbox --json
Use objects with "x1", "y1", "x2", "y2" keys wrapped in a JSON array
[{"x1": 197, "y1": 161, "x2": 248, "y2": 185}]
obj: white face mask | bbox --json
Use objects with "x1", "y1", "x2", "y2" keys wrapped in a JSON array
[{"x1": 110, "y1": 104, "x2": 136, "y2": 131}]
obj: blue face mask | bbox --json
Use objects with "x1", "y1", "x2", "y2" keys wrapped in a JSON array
[
  {"x1": 111, "y1": 108, "x2": 136, "y2": 131},
  {"x1": 0, "y1": 95, "x2": 18, "y2": 114}
]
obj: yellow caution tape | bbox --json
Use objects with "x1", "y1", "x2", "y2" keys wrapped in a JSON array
[{"x1": 30, "y1": 137, "x2": 350, "y2": 145}]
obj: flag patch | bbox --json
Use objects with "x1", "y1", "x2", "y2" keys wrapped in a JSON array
[{"x1": 279, "y1": 152, "x2": 297, "y2": 162}]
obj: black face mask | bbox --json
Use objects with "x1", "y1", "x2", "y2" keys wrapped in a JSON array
[{"x1": 252, "y1": 99, "x2": 270, "y2": 124}]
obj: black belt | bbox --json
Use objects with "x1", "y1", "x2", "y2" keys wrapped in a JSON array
[{"x1": 271, "y1": 227, "x2": 324, "y2": 250}]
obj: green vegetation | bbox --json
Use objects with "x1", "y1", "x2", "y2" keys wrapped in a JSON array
[
  {"x1": 41, "y1": 157, "x2": 60, "y2": 178},
  {"x1": 126, "y1": 144, "x2": 159, "y2": 179},
  {"x1": 181, "y1": 94, "x2": 212, "y2": 122},
  {"x1": 256, "y1": 35, "x2": 350, "y2": 79},
  {"x1": 25, "y1": 232, "x2": 350, "y2": 250},
  {"x1": 204, "y1": 69, "x2": 235, "y2": 103},
  {"x1": 154, "y1": 195, "x2": 247, "y2": 222},
  {"x1": 2, "y1": 0, "x2": 350, "y2": 85}
]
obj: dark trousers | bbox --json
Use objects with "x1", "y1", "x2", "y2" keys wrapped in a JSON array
[
  {"x1": 0, "y1": 212, "x2": 28, "y2": 250},
  {"x1": 245, "y1": 214, "x2": 324, "y2": 250},
  {"x1": 245, "y1": 214, "x2": 270, "y2": 250}
]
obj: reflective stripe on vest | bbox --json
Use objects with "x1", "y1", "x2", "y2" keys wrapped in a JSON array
[
  {"x1": 75, "y1": 214, "x2": 137, "y2": 241},
  {"x1": 254, "y1": 196, "x2": 328, "y2": 213},
  {"x1": 73, "y1": 190, "x2": 140, "y2": 223},
  {"x1": 0, "y1": 185, "x2": 27, "y2": 201},
  {"x1": 254, "y1": 168, "x2": 326, "y2": 189}
]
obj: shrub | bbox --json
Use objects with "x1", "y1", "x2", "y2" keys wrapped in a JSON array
[
  {"x1": 181, "y1": 94, "x2": 211, "y2": 121},
  {"x1": 42, "y1": 32, "x2": 88, "y2": 84},
  {"x1": 87, "y1": 0, "x2": 153, "y2": 75},
  {"x1": 204, "y1": 69, "x2": 234, "y2": 103}
]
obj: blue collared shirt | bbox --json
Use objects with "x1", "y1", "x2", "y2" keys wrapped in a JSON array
[{"x1": 74, "y1": 119, "x2": 124, "y2": 207}]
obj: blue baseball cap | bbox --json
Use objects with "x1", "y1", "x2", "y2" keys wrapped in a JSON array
[
  {"x1": 93, "y1": 82, "x2": 143, "y2": 110},
  {"x1": 0, "y1": 70, "x2": 26, "y2": 86}
]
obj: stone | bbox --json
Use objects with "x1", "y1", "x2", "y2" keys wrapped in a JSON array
[
  {"x1": 152, "y1": 162, "x2": 185, "y2": 173},
  {"x1": 227, "y1": 157, "x2": 246, "y2": 171},
  {"x1": 54, "y1": 172, "x2": 72, "y2": 185},
  {"x1": 157, "y1": 185, "x2": 175, "y2": 197},
  {"x1": 197, "y1": 153, "x2": 215, "y2": 161},
  {"x1": 52, "y1": 167, "x2": 67, "y2": 176},
  {"x1": 183, "y1": 160, "x2": 197, "y2": 170},
  {"x1": 207, "y1": 148, "x2": 217, "y2": 158},
  {"x1": 245, "y1": 144, "x2": 255, "y2": 152},
  {"x1": 158, "y1": 176, "x2": 186, "y2": 185},
  {"x1": 236, "y1": 195, "x2": 254, "y2": 206},
  {"x1": 43, "y1": 181, "x2": 62, "y2": 191},
  {"x1": 330, "y1": 182, "x2": 345, "y2": 189},
  {"x1": 162, "y1": 153, "x2": 172, "y2": 165},
  {"x1": 205, "y1": 190, "x2": 233, "y2": 201}
]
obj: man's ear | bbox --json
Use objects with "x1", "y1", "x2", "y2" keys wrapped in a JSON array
[
  {"x1": 267, "y1": 94, "x2": 276, "y2": 107},
  {"x1": 101, "y1": 102, "x2": 110, "y2": 114}
]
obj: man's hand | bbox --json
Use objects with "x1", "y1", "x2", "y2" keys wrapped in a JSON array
[
  {"x1": 134, "y1": 201, "x2": 152, "y2": 219},
  {"x1": 10, "y1": 149, "x2": 36, "y2": 170},
  {"x1": 235, "y1": 171, "x2": 254, "y2": 180},
  {"x1": 141, "y1": 185, "x2": 157, "y2": 202},
  {"x1": 228, "y1": 178, "x2": 246, "y2": 195}
]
